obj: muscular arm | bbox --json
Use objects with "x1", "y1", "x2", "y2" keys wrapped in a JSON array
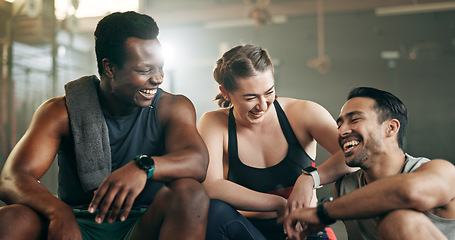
[
  {"x1": 153, "y1": 94, "x2": 209, "y2": 183},
  {"x1": 327, "y1": 160, "x2": 455, "y2": 220},
  {"x1": 89, "y1": 94, "x2": 209, "y2": 223},
  {"x1": 198, "y1": 111, "x2": 286, "y2": 216},
  {"x1": 1, "y1": 97, "x2": 69, "y2": 214},
  {"x1": 0, "y1": 97, "x2": 81, "y2": 238},
  {"x1": 284, "y1": 160, "x2": 455, "y2": 240}
]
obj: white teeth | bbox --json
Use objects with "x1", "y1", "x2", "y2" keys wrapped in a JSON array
[
  {"x1": 343, "y1": 140, "x2": 360, "y2": 151},
  {"x1": 252, "y1": 111, "x2": 265, "y2": 115},
  {"x1": 141, "y1": 89, "x2": 156, "y2": 95}
]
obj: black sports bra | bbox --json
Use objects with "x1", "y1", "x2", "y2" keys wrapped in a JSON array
[{"x1": 227, "y1": 100, "x2": 315, "y2": 198}]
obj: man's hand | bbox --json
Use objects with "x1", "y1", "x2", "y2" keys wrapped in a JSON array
[
  {"x1": 283, "y1": 207, "x2": 325, "y2": 240},
  {"x1": 47, "y1": 206, "x2": 83, "y2": 240},
  {"x1": 88, "y1": 161, "x2": 147, "y2": 223},
  {"x1": 284, "y1": 174, "x2": 314, "y2": 218}
]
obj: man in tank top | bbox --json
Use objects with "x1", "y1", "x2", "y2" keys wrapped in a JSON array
[
  {"x1": 284, "y1": 87, "x2": 455, "y2": 240},
  {"x1": 0, "y1": 11, "x2": 209, "y2": 240}
]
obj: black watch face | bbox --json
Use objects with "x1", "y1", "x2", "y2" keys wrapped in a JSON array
[
  {"x1": 137, "y1": 155, "x2": 154, "y2": 169},
  {"x1": 303, "y1": 166, "x2": 317, "y2": 173}
]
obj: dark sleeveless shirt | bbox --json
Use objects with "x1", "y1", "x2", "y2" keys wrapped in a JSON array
[
  {"x1": 58, "y1": 88, "x2": 165, "y2": 208},
  {"x1": 227, "y1": 100, "x2": 315, "y2": 198}
]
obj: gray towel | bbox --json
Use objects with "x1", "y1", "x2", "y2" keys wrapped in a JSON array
[{"x1": 64, "y1": 75, "x2": 111, "y2": 193}]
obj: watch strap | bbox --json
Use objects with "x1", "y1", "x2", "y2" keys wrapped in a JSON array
[
  {"x1": 316, "y1": 197, "x2": 337, "y2": 225},
  {"x1": 302, "y1": 166, "x2": 322, "y2": 189},
  {"x1": 146, "y1": 166, "x2": 155, "y2": 179},
  {"x1": 134, "y1": 154, "x2": 155, "y2": 179}
]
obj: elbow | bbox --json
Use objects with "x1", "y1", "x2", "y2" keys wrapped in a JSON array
[
  {"x1": 397, "y1": 178, "x2": 439, "y2": 212},
  {"x1": 193, "y1": 149, "x2": 209, "y2": 183},
  {"x1": 200, "y1": 145, "x2": 210, "y2": 182},
  {"x1": 0, "y1": 175, "x2": 12, "y2": 203},
  {"x1": 0, "y1": 179, "x2": 4, "y2": 201},
  {"x1": 194, "y1": 166, "x2": 207, "y2": 183},
  {"x1": 186, "y1": 161, "x2": 207, "y2": 183}
]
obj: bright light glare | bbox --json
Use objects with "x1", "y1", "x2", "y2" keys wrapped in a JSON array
[
  {"x1": 55, "y1": 0, "x2": 138, "y2": 20},
  {"x1": 162, "y1": 43, "x2": 176, "y2": 70}
]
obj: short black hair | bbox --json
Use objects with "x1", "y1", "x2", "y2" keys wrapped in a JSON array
[
  {"x1": 94, "y1": 11, "x2": 159, "y2": 76},
  {"x1": 348, "y1": 87, "x2": 408, "y2": 149}
]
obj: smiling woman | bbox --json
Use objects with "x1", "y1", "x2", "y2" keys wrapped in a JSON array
[{"x1": 199, "y1": 44, "x2": 352, "y2": 240}]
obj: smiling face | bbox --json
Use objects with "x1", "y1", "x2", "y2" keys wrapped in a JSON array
[
  {"x1": 336, "y1": 97, "x2": 386, "y2": 168},
  {"x1": 108, "y1": 37, "x2": 164, "y2": 110},
  {"x1": 225, "y1": 69, "x2": 275, "y2": 125}
]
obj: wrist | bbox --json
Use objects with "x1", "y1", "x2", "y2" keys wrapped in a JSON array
[
  {"x1": 133, "y1": 154, "x2": 155, "y2": 179},
  {"x1": 316, "y1": 197, "x2": 336, "y2": 225},
  {"x1": 302, "y1": 166, "x2": 322, "y2": 189},
  {"x1": 47, "y1": 202, "x2": 75, "y2": 221}
]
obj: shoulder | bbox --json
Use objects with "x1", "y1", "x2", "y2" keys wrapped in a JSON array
[
  {"x1": 276, "y1": 97, "x2": 335, "y2": 128},
  {"x1": 415, "y1": 158, "x2": 455, "y2": 173},
  {"x1": 30, "y1": 95, "x2": 70, "y2": 136},
  {"x1": 156, "y1": 90, "x2": 196, "y2": 123},
  {"x1": 409, "y1": 157, "x2": 455, "y2": 188},
  {"x1": 158, "y1": 90, "x2": 194, "y2": 108},
  {"x1": 198, "y1": 109, "x2": 229, "y2": 151},
  {"x1": 277, "y1": 97, "x2": 330, "y2": 115},
  {"x1": 198, "y1": 109, "x2": 229, "y2": 132},
  {"x1": 39, "y1": 96, "x2": 68, "y2": 122},
  {"x1": 200, "y1": 109, "x2": 229, "y2": 123}
]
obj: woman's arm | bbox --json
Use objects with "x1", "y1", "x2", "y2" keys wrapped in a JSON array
[
  {"x1": 198, "y1": 111, "x2": 286, "y2": 215},
  {"x1": 284, "y1": 99, "x2": 354, "y2": 211}
]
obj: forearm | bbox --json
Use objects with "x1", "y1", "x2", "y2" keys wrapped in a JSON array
[
  {"x1": 152, "y1": 148, "x2": 208, "y2": 183},
  {"x1": 204, "y1": 179, "x2": 286, "y2": 213},
  {"x1": 1, "y1": 172, "x2": 73, "y2": 220},
  {"x1": 325, "y1": 175, "x2": 415, "y2": 220},
  {"x1": 239, "y1": 210, "x2": 278, "y2": 219}
]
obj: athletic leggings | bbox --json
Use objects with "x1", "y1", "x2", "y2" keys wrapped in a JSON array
[{"x1": 206, "y1": 199, "x2": 337, "y2": 240}]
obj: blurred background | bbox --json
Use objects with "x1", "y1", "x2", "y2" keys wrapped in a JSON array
[{"x1": 1, "y1": 0, "x2": 454, "y2": 238}]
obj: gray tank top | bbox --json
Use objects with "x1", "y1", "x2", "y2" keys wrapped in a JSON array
[{"x1": 336, "y1": 154, "x2": 455, "y2": 239}]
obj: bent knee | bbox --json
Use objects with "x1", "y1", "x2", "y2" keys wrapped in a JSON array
[
  {"x1": 158, "y1": 178, "x2": 209, "y2": 211},
  {"x1": 0, "y1": 204, "x2": 43, "y2": 225},
  {"x1": 168, "y1": 178, "x2": 209, "y2": 202},
  {"x1": 0, "y1": 204, "x2": 45, "y2": 238},
  {"x1": 378, "y1": 209, "x2": 435, "y2": 239}
]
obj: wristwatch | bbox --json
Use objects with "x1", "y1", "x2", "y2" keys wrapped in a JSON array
[
  {"x1": 133, "y1": 154, "x2": 155, "y2": 179},
  {"x1": 302, "y1": 166, "x2": 322, "y2": 189},
  {"x1": 316, "y1": 197, "x2": 337, "y2": 225}
]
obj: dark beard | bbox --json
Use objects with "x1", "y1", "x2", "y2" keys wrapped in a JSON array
[
  {"x1": 345, "y1": 132, "x2": 382, "y2": 168},
  {"x1": 346, "y1": 150, "x2": 369, "y2": 167}
]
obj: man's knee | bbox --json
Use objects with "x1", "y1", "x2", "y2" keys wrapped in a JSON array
[
  {"x1": 0, "y1": 204, "x2": 45, "y2": 239},
  {"x1": 136, "y1": 180, "x2": 209, "y2": 239},
  {"x1": 167, "y1": 178, "x2": 209, "y2": 205},
  {"x1": 378, "y1": 209, "x2": 445, "y2": 240},
  {"x1": 0, "y1": 204, "x2": 43, "y2": 225},
  {"x1": 158, "y1": 178, "x2": 209, "y2": 218}
]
